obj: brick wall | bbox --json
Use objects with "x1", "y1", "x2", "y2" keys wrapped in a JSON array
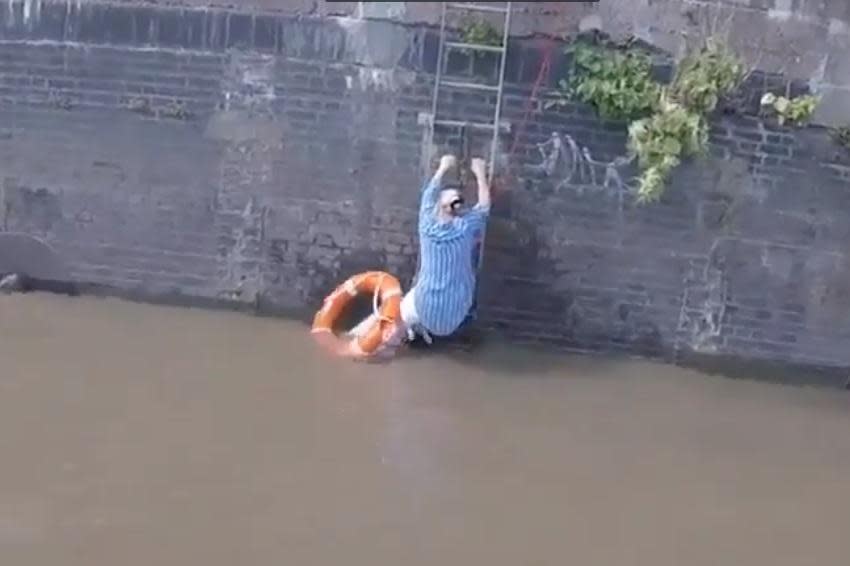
[
  {"x1": 63, "y1": 0, "x2": 850, "y2": 125},
  {"x1": 1, "y1": 0, "x2": 849, "y2": 372}
]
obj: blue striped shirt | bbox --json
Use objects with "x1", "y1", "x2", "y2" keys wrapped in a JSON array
[{"x1": 413, "y1": 176, "x2": 489, "y2": 336}]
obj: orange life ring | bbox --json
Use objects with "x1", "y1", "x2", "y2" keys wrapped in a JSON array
[{"x1": 311, "y1": 271, "x2": 403, "y2": 359}]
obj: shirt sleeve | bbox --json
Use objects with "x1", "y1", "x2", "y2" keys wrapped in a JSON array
[
  {"x1": 462, "y1": 202, "x2": 491, "y2": 236},
  {"x1": 418, "y1": 177, "x2": 441, "y2": 232}
]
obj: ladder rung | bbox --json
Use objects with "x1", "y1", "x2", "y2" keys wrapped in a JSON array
[
  {"x1": 446, "y1": 3, "x2": 509, "y2": 14},
  {"x1": 440, "y1": 80, "x2": 500, "y2": 92},
  {"x1": 417, "y1": 112, "x2": 511, "y2": 133},
  {"x1": 445, "y1": 41, "x2": 505, "y2": 53},
  {"x1": 433, "y1": 119, "x2": 503, "y2": 131}
]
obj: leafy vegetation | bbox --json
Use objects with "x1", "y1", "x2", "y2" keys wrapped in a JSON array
[
  {"x1": 669, "y1": 41, "x2": 744, "y2": 115},
  {"x1": 459, "y1": 19, "x2": 502, "y2": 57},
  {"x1": 552, "y1": 38, "x2": 824, "y2": 202},
  {"x1": 760, "y1": 92, "x2": 819, "y2": 126},
  {"x1": 629, "y1": 42, "x2": 742, "y2": 202},
  {"x1": 560, "y1": 43, "x2": 661, "y2": 121},
  {"x1": 628, "y1": 94, "x2": 709, "y2": 202},
  {"x1": 558, "y1": 40, "x2": 744, "y2": 203}
]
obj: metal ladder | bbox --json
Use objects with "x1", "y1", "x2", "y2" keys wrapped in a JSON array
[
  {"x1": 418, "y1": 2, "x2": 513, "y2": 327},
  {"x1": 426, "y1": 2, "x2": 513, "y2": 183}
]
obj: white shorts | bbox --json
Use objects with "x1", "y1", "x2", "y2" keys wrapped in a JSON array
[
  {"x1": 348, "y1": 288, "x2": 420, "y2": 338},
  {"x1": 400, "y1": 287, "x2": 420, "y2": 328}
]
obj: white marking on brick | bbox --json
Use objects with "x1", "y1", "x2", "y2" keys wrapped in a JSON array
[
  {"x1": 356, "y1": 68, "x2": 414, "y2": 92},
  {"x1": 532, "y1": 131, "x2": 635, "y2": 197},
  {"x1": 828, "y1": 18, "x2": 848, "y2": 36}
]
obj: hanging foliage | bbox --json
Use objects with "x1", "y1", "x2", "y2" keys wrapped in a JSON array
[
  {"x1": 548, "y1": 43, "x2": 660, "y2": 121},
  {"x1": 760, "y1": 93, "x2": 820, "y2": 126},
  {"x1": 628, "y1": 94, "x2": 708, "y2": 203},
  {"x1": 556, "y1": 40, "x2": 743, "y2": 202}
]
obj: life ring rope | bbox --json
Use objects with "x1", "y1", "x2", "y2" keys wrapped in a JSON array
[{"x1": 310, "y1": 271, "x2": 404, "y2": 359}]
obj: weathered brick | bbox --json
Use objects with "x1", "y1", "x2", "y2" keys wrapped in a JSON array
[
  {"x1": 227, "y1": 12, "x2": 254, "y2": 49},
  {"x1": 204, "y1": 10, "x2": 228, "y2": 50},
  {"x1": 253, "y1": 15, "x2": 279, "y2": 52},
  {"x1": 760, "y1": 143, "x2": 792, "y2": 157}
]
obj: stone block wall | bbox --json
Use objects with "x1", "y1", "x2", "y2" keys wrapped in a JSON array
[
  {"x1": 1, "y1": 0, "x2": 848, "y2": 371},
  {"x1": 63, "y1": 0, "x2": 850, "y2": 125}
]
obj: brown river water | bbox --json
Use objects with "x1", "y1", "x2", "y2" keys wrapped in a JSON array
[{"x1": 1, "y1": 293, "x2": 849, "y2": 565}]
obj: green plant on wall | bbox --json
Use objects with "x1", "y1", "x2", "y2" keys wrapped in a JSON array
[
  {"x1": 548, "y1": 43, "x2": 660, "y2": 121},
  {"x1": 552, "y1": 39, "x2": 826, "y2": 202},
  {"x1": 459, "y1": 18, "x2": 502, "y2": 57},
  {"x1": 628, "y1": 94, "x2": 709, "y2": 203},
  {"x1": 556, "y1": 40, "x2": 744, "y2": 203},
  {"x1": 628, "y1": 41, "x2": 743, "y2": 202},
  {"x1": 760, "y1": 93, "x2": 819, "y2": 126},
  {"x1": 670, "y1": 41, "x2": 744, "y2": 115}
]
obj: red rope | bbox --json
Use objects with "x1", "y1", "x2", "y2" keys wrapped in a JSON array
[{"x1": 507, "y1": 38, "x2": 559, "y2": 161}]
